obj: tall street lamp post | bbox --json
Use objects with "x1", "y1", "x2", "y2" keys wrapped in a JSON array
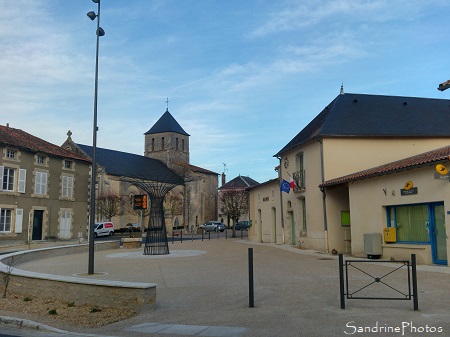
[{"x1": 87, "y1": 0, "x2": 105, "y2": 275}]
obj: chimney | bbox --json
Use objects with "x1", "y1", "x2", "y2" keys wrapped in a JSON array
[{"x1": 221, "y1": 172, "x2": 226, "y2": 186}]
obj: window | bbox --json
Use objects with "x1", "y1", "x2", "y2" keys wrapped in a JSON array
[
  {"x1": 2, "y1": 168, "x2": 15, "y2": 191},
  {"x1": 34, "y1": 171, "x2": 48, "y2": 195},
  {"x1": 37, "y1": 155, "x2": 45, "y2": 164},
  {"x1": 301, "y1": 198, "x2": 307, "y2": 232},
  {"x1": 387, "y1": 204, "x2": 429, "y2": 242},
  {"x1": 0, "y1": 167, "x2": 25, "y2": 193},
  {"x1": 6, "y1": 150, "x2": 15, "y2": 159},
  {"x1": 161, "y1": 137, "x2": 165, "y2": 150},
  {"x1": 62, "y1": 175, "x2": 74, "y2": 198},
  {"x1": 64, "y1": 160, "x2": 72, "y2": 169},
  {"x1": 0, "y1": 209, "x2": 12, "y2": 232},
  {"x1": 151, "y1": 138, "x2": 155, "y2": 151},
  {"x1": 294, "y1": 152, "x2": 305, "y2": 189},
  {"x1": 182, "y1": 139, "x2": 185, "y2": 151},
  {"x1": 176, "y1": 138, "x2": 179, "y2": 150}
]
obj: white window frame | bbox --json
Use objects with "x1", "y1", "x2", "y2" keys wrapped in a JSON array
[
  {"x1": 0, "y1": 208, "x2": 13, "y2": 232},
  {"x1": 62, "y1": 175, "x2": 74, "y2": 198},
  {"x1": 34, "y1": 171, "x2": 48, "y2": 195},
  {"x1": 6, "y1": 150, "x2": 16, "y2": 159},
  {"x1": 2, "y1": 167, "x2": 15, "y2": 191}
]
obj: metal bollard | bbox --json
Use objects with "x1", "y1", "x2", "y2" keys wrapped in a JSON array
[{"x1": 248, "y1": 248, "x2": 254, "y2": 308}]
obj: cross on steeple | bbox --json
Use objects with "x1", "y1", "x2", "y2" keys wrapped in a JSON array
[{"x1": 165, "y1": 97, "x2": 170, "y2": 111}]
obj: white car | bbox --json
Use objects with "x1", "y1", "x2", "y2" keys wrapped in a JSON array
[{"x1": 94, "y1": 222, "x2": 114, "y2": 237}]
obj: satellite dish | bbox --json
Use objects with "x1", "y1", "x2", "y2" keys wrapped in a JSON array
[
  {"x1": 436, "y1": 164, "x2": 448, "y2": 175},
  {"x1": 404, "y1": 181, "x2": 413, "y2": 190}
]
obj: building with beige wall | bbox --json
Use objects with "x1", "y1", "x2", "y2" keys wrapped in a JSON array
[
  {"x1": 250, "y1": 92, "x2": 450, "y2": 265},
  {"x1": 0, "y1": 125, "x2": 91, "y2": 242},
  {"x1": 323, "y1": 146, "x2": 450, "y2": 265}
]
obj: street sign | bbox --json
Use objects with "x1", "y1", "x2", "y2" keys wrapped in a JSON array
[{"x1": 134, "y1": 194, "x2": 148, "y2": 210}]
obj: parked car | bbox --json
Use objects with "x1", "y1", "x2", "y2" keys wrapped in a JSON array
[
  {"x1": 235, "y1": 221, "x2": 250, "y2": 230},
  {"x1": 199, "y1": 221, "x2": 226, "y2": 232},
  {"x1": 94, "y1": 222, "x2": 114, "y2": 237},
  {"x1": 126, "y1": 223, "x2": 140, "y2": 232}
]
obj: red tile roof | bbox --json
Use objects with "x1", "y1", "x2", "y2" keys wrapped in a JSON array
[
  {"x1": 0, "y1": 125, "x2": 91, "y2": 162},
  {"x1": 322, "y1": 145, "x2": 450, "y2": 187}
]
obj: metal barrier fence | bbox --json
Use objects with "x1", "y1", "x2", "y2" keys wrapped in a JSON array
[{"x1": 339, "y1": 254, "x2": 418, "y2": 310}]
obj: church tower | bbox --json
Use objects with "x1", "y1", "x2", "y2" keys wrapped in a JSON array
[{"x1": 144, "y1": 109, "x2": 190, "y2": 171}]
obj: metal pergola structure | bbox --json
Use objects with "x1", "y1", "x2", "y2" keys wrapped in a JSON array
[{"x1": 121, "y1": 173, "x2": 184, "y2": 255}]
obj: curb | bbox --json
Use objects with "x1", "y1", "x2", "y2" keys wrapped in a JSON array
[{"x1": 0, "y1": 315, "x2": 69, "y2": 333}]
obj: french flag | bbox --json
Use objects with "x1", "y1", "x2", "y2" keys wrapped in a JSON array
[{"x1": 289, "y1": 177, "x2": 296, "y2": 190}]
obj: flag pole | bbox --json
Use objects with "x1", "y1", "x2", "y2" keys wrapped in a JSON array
[{"x1": 278, "y1": 158, "x2": 286, "y2": 245}]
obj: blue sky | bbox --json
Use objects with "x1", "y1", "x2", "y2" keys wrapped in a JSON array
[{"x1": 1, "y1": 0, "x2": 450, "y2": 184}]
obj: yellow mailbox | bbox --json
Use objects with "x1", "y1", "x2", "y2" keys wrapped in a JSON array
[{"x1": 384, "y1": 227, "x2": 396, "y2": 243}]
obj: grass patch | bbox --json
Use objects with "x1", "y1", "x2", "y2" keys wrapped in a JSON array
[
  {"x1": 23, "y1": 297, "x2": 32, "y2": 302},
  {"x1": 90, "y1": 307, "x2": 102, "y2": 313},
  {"x1": 48, "y1": 309, "x2": 57, "y2": 315}
]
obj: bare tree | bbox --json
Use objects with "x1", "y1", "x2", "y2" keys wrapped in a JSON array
[
  {"x1": 96, "y1": 190, "x2": 123, "y2": 221},
  {"x1": 164, "y1": 193, "x2": 183, "y2": 216},
  {"x1": 220, "y1": 189, "x2": 249, "y2": 237}
]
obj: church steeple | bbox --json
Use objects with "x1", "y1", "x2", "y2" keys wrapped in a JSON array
[{"x1": 144, "y1": 108, "x2": 190, "y2": 170}]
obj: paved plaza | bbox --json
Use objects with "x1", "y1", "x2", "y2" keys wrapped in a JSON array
[{"x1": 1, "y1": 236, "x2": 450, "y2": 337}]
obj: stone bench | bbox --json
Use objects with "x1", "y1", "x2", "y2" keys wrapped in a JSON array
[{"x1": 122, "y1": 237, "x2": 142, "y2": 249}]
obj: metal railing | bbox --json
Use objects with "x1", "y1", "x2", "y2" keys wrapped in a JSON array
[
  {"x1": 292, "y1": 170, "x2": 305, "y2": 191},
  {"x1": 339, "y1": 254, "x2": 418, "y2": 310}
]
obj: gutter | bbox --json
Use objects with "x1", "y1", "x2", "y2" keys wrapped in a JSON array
[{"x1": 315, "y1": 137, "x2": 329, "y2": 253}]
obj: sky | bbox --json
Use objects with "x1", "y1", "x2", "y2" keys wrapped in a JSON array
[{"x1": 1, "y1": 0, "x2": 450, "y2": 184}]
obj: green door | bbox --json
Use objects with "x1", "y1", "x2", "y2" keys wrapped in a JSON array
[{"x1": 431, "y1": 204, "x2": 447, "y2": 265}]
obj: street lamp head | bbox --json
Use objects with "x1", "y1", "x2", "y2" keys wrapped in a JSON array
[
  {"x1": 87, "y1": 11, "x2": 97, "y2": 20},
  {"x1": 97, "y1": 27, "x2": 105, "y2": 37},
  {"x1": 92, "y1": 0, "x2": 100, "y2": 3}
]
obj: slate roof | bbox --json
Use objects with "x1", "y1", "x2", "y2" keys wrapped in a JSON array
[
  {"x1": 144, "y1": 110, "x2": 190, "y2": 136},
  {"x1": 0, "y1": 125, "x2": 90, "y2": 163},
  {"x1": 175, "y1": 162, "x2": 219, "y2": 176},
  {"x1": 275, "y1": 93, "x2": 450, "y2": 156},
  {"x1": 219, "y1": 175, "x2": 259, "y2": 190},
  {"x1": 246, "y1": 178, "x2": 279, "y2": 191},
  {"x1": 77, "y1": 144, "x2": 184, "y2": 184},
  {"x1": 322, "y1": 145, "x2": 450, "y2": 187}
]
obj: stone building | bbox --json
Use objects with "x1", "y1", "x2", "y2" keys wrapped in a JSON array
[
  {"x1": 63, "y1": 109, "x2": 218, "y2": 232},
  {"x1": 0, "y1": 125, "x2": 91, "y2": 242},
  {"x1": 144, "y1": 110, "x2": 219, "y2": 232}
]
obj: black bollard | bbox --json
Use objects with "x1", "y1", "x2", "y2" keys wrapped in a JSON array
[{"x1": 248, "y1": 248, "x2": 254, "y2": 308}]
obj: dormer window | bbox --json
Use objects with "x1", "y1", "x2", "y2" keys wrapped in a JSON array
[{"x1": 6, "y1": 150, "x2": 15, "y2": 159}]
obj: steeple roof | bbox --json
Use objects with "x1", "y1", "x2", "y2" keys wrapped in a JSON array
[{"x1": 144, "y1": 110, "x2": 190, "y2": 136}]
